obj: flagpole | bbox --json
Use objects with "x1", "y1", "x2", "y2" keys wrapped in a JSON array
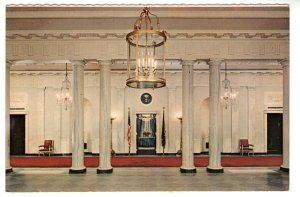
[
  {"x1": 162, "y1": 107, "x2": 166, "y2": 156},
  {"x1": 110, "y1": 118, "x2": 115, "y2": 156},
  {"x1": 176, "y1": 117, "x2": 183, "y2": 156},
  {"x1": 128, "y1": 107, "x2": 131, "y2": 156}
]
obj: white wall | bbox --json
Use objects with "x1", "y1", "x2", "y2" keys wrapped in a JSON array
[{"x1": 10, "y1": 69, "x2": 282, "y2": 154}]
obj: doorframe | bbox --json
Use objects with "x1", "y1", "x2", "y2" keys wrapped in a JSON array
[
  {"x1": 135, "y1": 111, "x2": 159, "y2": 153},
  {"x1": 10, "y1": 110, "x2": 29, "y2": 154},
  {"x1": 263, "y1": 109, "x2": 282, "y2": 153}
]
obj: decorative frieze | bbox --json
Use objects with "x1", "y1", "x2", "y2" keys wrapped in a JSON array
[
  {"x1": 6, "y1": 33, "x2": 127, "y2": 40},
  {"x1": 7, "y1": 32, "x2": 289, "y2": 40},
  {"x1": 6, "y1": 39, "x2": 289, "y2": 61}
]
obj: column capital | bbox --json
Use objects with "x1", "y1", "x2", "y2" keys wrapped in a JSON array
[
  {"x1": 279, "y1": 59, "x2": 289, "y2": 68},
  {"x1": 207, "y1": 59, "x2": 223, "y2": 67},
  {"x1": 70, "y1": 60, "x2": 85, "y2": 67},
  {"x1": 181, "y1": 60, "x2": 196, "y2": 67},
  {"x1": 98, "y1": 60, "x2": 114, "y2": 67}
]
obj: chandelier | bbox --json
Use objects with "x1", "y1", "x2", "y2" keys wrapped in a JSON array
[
  {"x1": 221, "y1": 61, "x2": 237, "y2": 109},
  {"x1": 56, "y1": 63, "x2": 72, "y2": 110},
  {"x1": 126, "y1": 7, "x2": 167, "y2": 88}
]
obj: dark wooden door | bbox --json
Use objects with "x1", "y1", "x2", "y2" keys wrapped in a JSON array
[
  {"x1": 267, "y1": 113, "x2": 283, "y2": 154},
  {"x1": 10, "y1": 115, "x2": 26, "y2": 155}
]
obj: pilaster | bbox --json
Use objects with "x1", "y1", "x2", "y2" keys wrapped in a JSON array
[
  {"x1": 168, "y1": 86, "x2": 177, "y2": 153},
  {"x1": 280, "y1": 59, "x2": 289, "y2": 172},
  {"x1": 6, "y1": 61, "x2": 13, "y2": 173}
]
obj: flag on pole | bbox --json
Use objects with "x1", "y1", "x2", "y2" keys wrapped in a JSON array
[
  {"x1": 127, "y1": 108, "x2": 131, "y2": 149},
  {"x1": 161, "y1": 108, "x2": 166, "y2": 150}
]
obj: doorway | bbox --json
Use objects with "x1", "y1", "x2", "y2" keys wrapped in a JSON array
[
  {"x1": 136, "y1": 113, "x2": 156, "y2": 155},
  {"x1": 10, "y1": 114, "x2": 26, "y2": 155},
  {"x1": 267, "y1": 113, "x2": 283, "y2": 154}
]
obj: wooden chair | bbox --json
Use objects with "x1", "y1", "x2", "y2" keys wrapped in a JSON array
[
  {"x1": 239, "y1": 139, "x2": 254, "y2": 156},
  {"x1": 38, "y1": 140, "x2": 54, "y2": 156}
]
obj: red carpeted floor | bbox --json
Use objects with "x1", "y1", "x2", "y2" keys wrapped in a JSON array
[{"x1": 10, "y1": 156, "x2": 283, "y2": 167}]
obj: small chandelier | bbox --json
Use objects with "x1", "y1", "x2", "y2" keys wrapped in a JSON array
[
  {"x1": 221, "y1": 61, "x2": 237, "y2": 109},
  {"x1": 56, "y1": 63, "x2": 72, "y2": 110},
  {"x1": 126, "y1": 7, "x2": 167, "y2": 88}
]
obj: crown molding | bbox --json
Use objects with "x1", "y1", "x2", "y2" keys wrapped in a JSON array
[{"x1": 6, "y1": 5, "x2": 288, "y2": 19}]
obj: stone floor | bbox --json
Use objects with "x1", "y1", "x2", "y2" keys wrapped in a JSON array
[{"x1": 6, "y1": 167, "x2": 289, "y2": 192}]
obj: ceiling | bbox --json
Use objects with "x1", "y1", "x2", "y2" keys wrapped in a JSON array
[
  {"x1": 6, "y1": 5, "x2": 289, "y2": 71},
  {"x1": 6, "y1": 5, "x2": 289, "y2": 31}
]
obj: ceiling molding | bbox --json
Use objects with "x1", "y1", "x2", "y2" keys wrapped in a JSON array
[
  {"x1": 6, "y1": 32, "x2": 289, "y2": 40},
  {"x1": 7, "y1": 59, "x2": 285, "y2": 71},
  {"x1": 6, "y1": 5, "x2": 289, "y2": 19},
  {"x1": 9, "y1": 70, "x2": 282, "y2": 76}
]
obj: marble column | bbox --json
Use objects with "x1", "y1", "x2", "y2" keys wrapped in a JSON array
[
  {"x1": 207, "y1": 59, "x2": 224, "y2": 173},
  {"x1": 97, "y1": 60, "x2": 113, "y2": 174},
  {"x1": 180, "y1": 60, "x2": 196, "y2": 173},
  {"x1": 6, "y1": 61, "x2": 13, "y2": 173},
  {"x1": 280, "y1": 60, "x2": 289, "y2": 172},
  {"x1": 69, "y1": 61, "x2": 86, "y2": 174}
]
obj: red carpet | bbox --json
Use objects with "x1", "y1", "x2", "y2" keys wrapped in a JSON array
[{"x1": 10, "y1": 156, "x2": 282, "y2": 167}]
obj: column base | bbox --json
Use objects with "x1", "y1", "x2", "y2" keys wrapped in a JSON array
[
  {"x1": 176, "y1": 150, "x2": 182, "y2": 156},
  {"x1": 69, "y1": 168, "x2": 87, "y2": 174},
  {"x1": 180, "y1": 168, "x2": 196, "y2": 173},
  {"x1": 97, "y1": 168, "x2": 113, "y2": 174},
  {"x1": 6, "y1": 168, "x2": 13, "y2": 173},
  {"x1": 206, "y1": 167, "x2": 224, "y2": 173},
  {"x1": 111, "y1": 149, "x2": 116, "y2": 156},
  {"x1": 280, "y1": 166, "x2": 289, "y2": 173}
]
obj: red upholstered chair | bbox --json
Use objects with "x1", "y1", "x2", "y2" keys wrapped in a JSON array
[
  {"x1": 38, "y1": 140, "x2": 54, "y2": 156},
  {"x1": 239, "y1": 139, "x2": 254, "y2": 156}
]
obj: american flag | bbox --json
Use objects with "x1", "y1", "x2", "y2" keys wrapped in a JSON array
[{"x1": 127, "y1": 109, "x2": 131, "y2": 147}]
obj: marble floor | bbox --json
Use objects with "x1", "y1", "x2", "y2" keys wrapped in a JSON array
[{"x1": 6, "y1": 167, "x2": 289, "y2": 192}]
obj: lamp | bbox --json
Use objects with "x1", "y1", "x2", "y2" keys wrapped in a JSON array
[
  {"x1": 221, "y1": 61, "x2": 237, "y2": 109},
  {"x1": 126, "y1": 7, "x2": 167, "y2": 89},
  {"x1": 111, "y1": 117, "x2": 115, "y2": 156},
  {"x1": 176, "y1": 117, "x2": 182, "y2": 156},
  {"x1": 56, "y1": 63, "x2": 72, "y2": 110}
]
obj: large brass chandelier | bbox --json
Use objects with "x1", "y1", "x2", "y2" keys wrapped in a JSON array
[{"x1": 126, "y1": 7, "x2": 167, "y2": 88}]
